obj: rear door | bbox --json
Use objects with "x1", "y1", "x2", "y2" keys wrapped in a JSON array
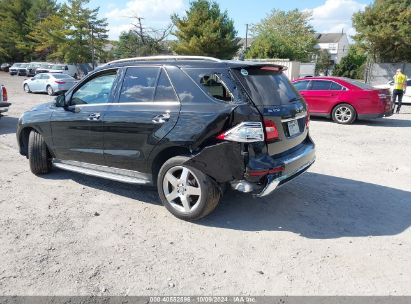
[
  {"x1": 103, "y1": 67, "x2": 181, "y2": 172},
  {"x1": 232, "y1": 66, "x2": 309, "y2": 155},
  {"x1": 305, "y1": 80, "x2": 338, "y2": 113}
]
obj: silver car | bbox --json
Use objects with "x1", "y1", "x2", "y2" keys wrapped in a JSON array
[{"x1": 23, "y1": 73, "x2": 77, "y2": 96}]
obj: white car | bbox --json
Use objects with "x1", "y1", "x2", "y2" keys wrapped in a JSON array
[
  {"x1": 47, "y1": 64, "x2": 80, "y2": 79},
  {"x1": 375, "y1": 79, "x2": 411, "y2": 105},
  {"x1": 23, "y1": 73, "x2": 77, "y2": 96}
]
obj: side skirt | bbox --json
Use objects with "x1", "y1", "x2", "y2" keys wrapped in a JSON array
[{"x1": 53, "y1": 159, "x2": 152, "y2": 185}]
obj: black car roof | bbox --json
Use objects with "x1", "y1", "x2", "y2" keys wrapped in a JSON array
[{"x1": 98, "y1": 56, "x2": 287, "y2": 71}]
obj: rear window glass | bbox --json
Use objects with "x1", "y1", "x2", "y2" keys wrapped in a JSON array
[
  {"x1": 407, "y1": 80, "x2": 411, "y2": 86},
  {"x1": 342, "y1": 78, "x2": 374, "y2": 90},
  {"x1": 154, "y1": 70, "x2": 178, "y2": 102},
  {"x1": 330, "y1": 82, "x2": 344, "y2": 90},
  {"x1": 232, "y1": 67, "x2": 299, "y2": 106},
  {"x1": 310, "y1": 80, "x2": 331, "y2": 90},
  {"x1": 119, "y1": 67, "x2": 160, "y2": 103}
]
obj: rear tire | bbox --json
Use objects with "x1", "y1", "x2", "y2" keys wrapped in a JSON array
[
  {"x1": 24, "y1": 84, "x2": 31, "y2": 93},
  {"x1": 157, "y1": 156, "x2": 221, "y2": 221},
  {"x1": 28, "y1": 131, "x2": 52, "y2": 175},
  {"x1": 47, "y1": 85, "x2": 54, "y2": 96},
  {"x1": 332, "y1": 103, "x2": 357, "y2": 124}
]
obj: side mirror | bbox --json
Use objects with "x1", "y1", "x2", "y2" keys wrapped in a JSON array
[{"x1": 55, "y1": 94, "x2": 67, "y2": 107}]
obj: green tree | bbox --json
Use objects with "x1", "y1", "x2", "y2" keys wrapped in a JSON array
[
  {"x1": 172, "y1": 0, "x2": 240, "y2": 59},
  {"x1": 333, "y1": 46, "x2": 367, "y2": 79},
  {"x1": 60, "y1": 0, "x2": 109, "y2": 64},
  {"x1": 353, "y1": 0, "x2": 411, "y2": 62},
  {"x1": 246, "y1": 9, "x2": 317, "y2": 61},
  {"x1": 0, "y1": 0, "x2": 32, "y2": 62},
  {"x1": 315, "y1": 49, "x2": 332, "y2": 75}
]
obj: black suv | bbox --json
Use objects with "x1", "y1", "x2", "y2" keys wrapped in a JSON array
[{"x1": 17, "y1": 56, "x2": 315, "y2": 220}]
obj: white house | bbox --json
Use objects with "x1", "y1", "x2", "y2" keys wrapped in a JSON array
[{"x1": 315, "y1": 33, "x2": 350, "y2": 64}]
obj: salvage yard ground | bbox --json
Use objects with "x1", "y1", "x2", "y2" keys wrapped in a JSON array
[{"x1": 0, "y1": 73, "x2": 410, "y2": 295}]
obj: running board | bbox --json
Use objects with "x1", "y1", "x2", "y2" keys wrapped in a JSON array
[{"x1": 53, "y1": 160, "x2": 152, "y2": 185}]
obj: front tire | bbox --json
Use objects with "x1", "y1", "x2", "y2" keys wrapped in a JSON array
[
  {"x1": 28, "y1": 131, "x2": 52, "y2": 175},
  {"x1": 332, "y1": 103, "x2": 357, "y2": 124},
  {"x1": 47, "y1": 85, "x2": 54, "y2": 96},
  {"x1": 157, "y1": 156, "x2": 221, "y2": 221}
]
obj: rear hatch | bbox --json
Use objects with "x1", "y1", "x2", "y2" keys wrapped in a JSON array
[{"x1": 232, "y1": 65, "x2": 309, "y2": 155}]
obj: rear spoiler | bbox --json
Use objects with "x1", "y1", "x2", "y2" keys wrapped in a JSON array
[{"x1": 234, "y1": 62, "x2": 288, "y2": 72}]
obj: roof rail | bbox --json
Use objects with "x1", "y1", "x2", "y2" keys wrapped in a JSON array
[{"x1": 108, "y1": 55, "x2": 222, "y2": 64}]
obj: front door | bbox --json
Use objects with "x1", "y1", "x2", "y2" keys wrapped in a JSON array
[
  {"x1": 50, "y1": 69, "x2": 119, "y2": 165},
  {"x1": 304, "y1": 80, "x2": 339, "y2": 114},
  {"x1": 103, "y1": 67, "x2": 181, "y2": 172}
]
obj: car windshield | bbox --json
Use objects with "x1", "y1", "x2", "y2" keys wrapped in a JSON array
[
  {"x1": 342, "y1": 78, "x2": 374, "y2": 90},
  {"x1": 12, "y1": 63, "x2": 22, "y2": 68},
  {"x1": 40, "y1": 64, "x2": 52, "y2": 68},
  {"x1": 19, "y1": 64, "x2": 29, "y2": 68},
  {"x1": 52, "y1": 65, "x2": 65, "y2": 70}
]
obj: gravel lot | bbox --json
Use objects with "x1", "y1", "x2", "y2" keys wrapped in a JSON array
[{"x1": 0, "y1": 73, "x2": 410, "y2": 296}]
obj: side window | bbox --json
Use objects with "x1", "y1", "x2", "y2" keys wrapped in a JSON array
[
  {"x1": 154, "y1": 70, "x2": 178, "y2": 102},
  {"x1": 41, "y1": 74, "x2": 50, "y2": 80},
  {"x1": 119, "y1": 67, "x2": 160, "y2": 103},
  {"x1": 407, "y1": 80, "x2": 411, "y2": 86},
  {"x1": 293, "y1": 80, "x2": 310, "y2": 91},
  {"x1": 330, "y1": 82, "x2": 343, "y2": 91},
  {"x1": 185, "y1": 69, "x2": 233, "y2": 102},
  {"x1": 71, "y1": 72, "x2": 117, "y2": 105},
  {"x1": 310, "y1": 80, "x2": 331, "y2": 91}
]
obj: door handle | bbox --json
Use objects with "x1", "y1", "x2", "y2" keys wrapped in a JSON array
[
  {"x1": 152, "y1": 113, "x2": 171, "y2": 124},
  {"x1": 88, "y1": 113, "x2": 101, "y2": 121}
]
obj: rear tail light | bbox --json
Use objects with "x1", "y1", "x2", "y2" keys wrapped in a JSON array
[
  {"x1": 55, "y1": 81, "x2": 66, "y2": 84},
  {"x1": 264, "y1": 119, "x2": 279, "y2": 140},
  {"x1": 1, "y1": 86, "x2": 7, "y2": 102},
  {"x1": 216, "y1": 122, "x2": 264, "y2": 143},
  {"x1": 248, "y1": 165, "x2": 285, "y2": 177}
]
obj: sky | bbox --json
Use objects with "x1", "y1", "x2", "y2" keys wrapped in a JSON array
[{"x1": 83, "y1": 0, "x2": 373, "y2": 40}]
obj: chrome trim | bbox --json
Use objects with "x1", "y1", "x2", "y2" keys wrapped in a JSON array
[
  {"x1": 53, "y1": 160, "x2": 152, "y2": 185},
  {"x1": 72, "y1": 101, "x2": 180, "y2": 108},
  {"x1": 281, "y1": 113, "x2": 307, "y2": 123},
  {"x1": 109, "y1": 56, "x2": 222, "y2": 64},
  {"x1": 256, "y1": 158, "x2": 315, "y2": 197}
]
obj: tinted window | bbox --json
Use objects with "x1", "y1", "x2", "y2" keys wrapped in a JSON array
[
  {"x1": 119, "y1": 67, "x2": 160, "y2": 103},
  {"x1": 294, "y1": 80, "x2": 310, "y2": 91},
  {"x1": 310, "y1": 80, "x2": 331, "y2": 90},
  {"x1": 233, "y1": 67, "x2": 299, "y2": 106},
  {"x1": 330, "y1": 82, "x2": 343, "y2": 90},
  {"x1": 154, "y1": 70, "x2": 178, "y2": 102},
  {"x1": 40, "y1": 74, "x2": 50, "y2": 80},
  {"x1": 71, "y1": 72, "x2": 117, "y2": 105},
  {"x1": 407, "y1": 80, "x2": 411, "y2": 86}
]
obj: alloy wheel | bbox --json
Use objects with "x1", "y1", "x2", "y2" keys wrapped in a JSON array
[
  {"x1": 47, "y1": 86, "x2": 54, "y2": 96},
  {"x1": 24, "y1": 84, "x2": 30, "y2": 93},
  {"x1": 335, "y1": 106, "x2": 352, "y2": 123},
  {"x1": 162, "y1": 166, "x2": 202, "y2": 214}
]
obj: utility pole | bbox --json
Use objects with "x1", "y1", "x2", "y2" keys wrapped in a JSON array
[{"x1": 245, "y1": 24, "x2": 249, "y2": 49}]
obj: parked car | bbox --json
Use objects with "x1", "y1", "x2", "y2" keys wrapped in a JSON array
[
  {"x1": 23, "y1": 73, "x2": 77, "y2": 96},
  {"x1": 374, "y1": 79, "x2": 411, "y2": 105},
  {"x1": 48, "y1": 64, "x2": 80, "y2": 79},
  {"x1": 0, "y1": 85, "x2": 11, "y2": 118},
  {"x1": 26, "y1": 62, "x2": 47, "y2": 77},
  {"x1": 17, "y1": 63, "x2": 30, "y2": 76},
  {"x1": 1, "y1": 63, "x2": 11, "y2": 72},
  {"x1": 35, "y1": 63, "x2": 54, "y2": 75},
  {"x1": 16, "y1": 56, "x2": 315, "y2": 220},
  {"x1": 292, "y1": 77, "x2": 393, "y2": 124},
  {"x1": 9, "y1": 63, "x2": 23, "y2": 76}
]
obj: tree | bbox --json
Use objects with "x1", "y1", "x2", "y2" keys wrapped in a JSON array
[
  {"x1": 115, "y1": 17, "x2": 172, "y2": 59},
  {"x1": 333, "y1": 46, "x2": 367, "y2": 79},
  {"x1": 171, "y1": 0, "x2": 240, "y2": 59},
  {"x1": 60, "y1": 0, "x2": 109, "y2": 64},
  {"x1": 315, "y1": 50, "x2": 332, "y2": 76},
  {"x1": 246, "y1": 9, "x2": 317, "y2": 61},
  {"x1": 353, "y1": 0, "x2": 411, "y2": 62},
  {"x1": 0, "y1": 0, "x2": 32, "y2": 62}
]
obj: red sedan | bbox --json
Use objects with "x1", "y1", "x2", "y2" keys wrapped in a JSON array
[{"x1": 292, "y1": 77, "x2": 393, "y2": 124}]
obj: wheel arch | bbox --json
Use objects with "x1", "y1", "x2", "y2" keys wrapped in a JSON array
[
  {"x1": 331, "y1": 101, "x2": 357, "y2": 115},
  {"x1": 150, "y1": 146, "x2": 191, "y2": 181},
  {"x1": 19, "y1": 126, "x2": 52, "y2": 158}
]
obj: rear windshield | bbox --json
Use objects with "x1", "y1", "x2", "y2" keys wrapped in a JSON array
[
  {"x1": 232, "y1": 67, "x2": 300, "y2": 106},
  {"x1": 342, "y1": 78, "x2": 374, "y2": 90}
]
